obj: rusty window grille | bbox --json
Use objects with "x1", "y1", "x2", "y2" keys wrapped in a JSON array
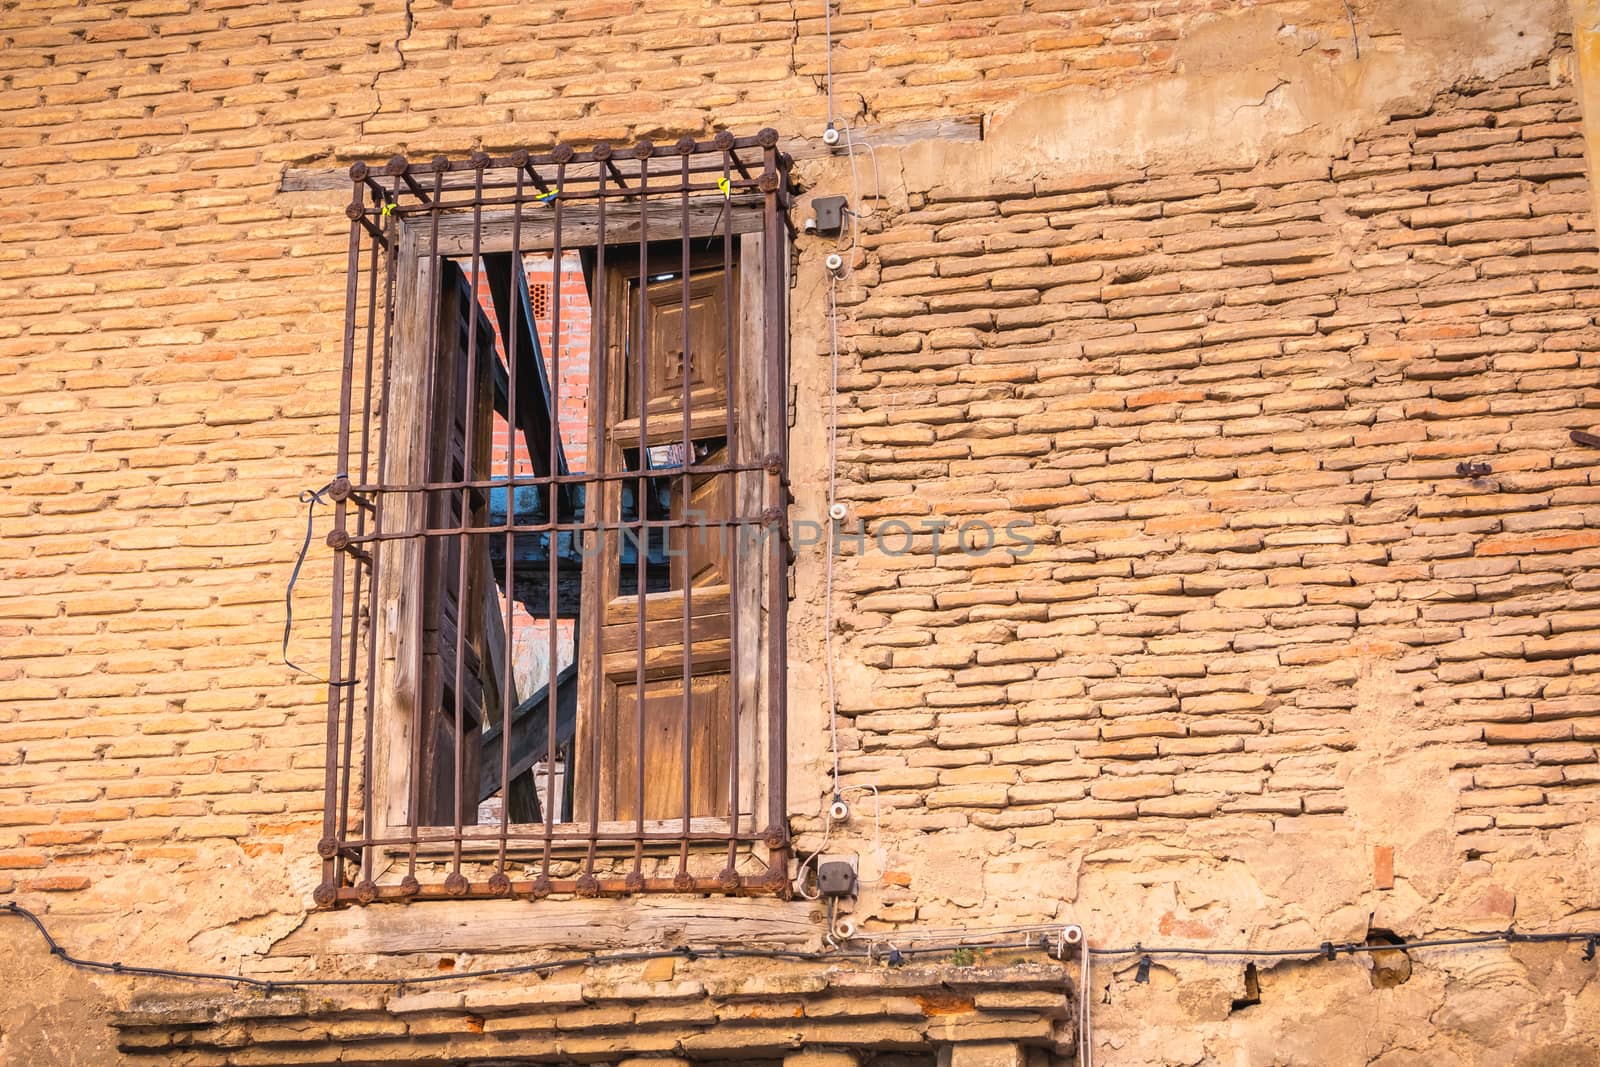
[{"x1": 316, "y1": 131, "x2": 793, "y2": 906}]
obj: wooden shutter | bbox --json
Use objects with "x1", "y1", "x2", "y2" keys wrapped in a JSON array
[
  {"x1": 418, "y1": 261, "x2": 504, "y2": 826},
  {"x1": 579, "y1": 248, "x2": 743, "y2": 823}
]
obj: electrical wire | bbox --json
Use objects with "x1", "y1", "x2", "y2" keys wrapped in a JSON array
[
  {"x1": 283, "y1": 478, "x2": 357, "y2": 688},
  {"x1": 824, "y1": 269, "x2": 842, "y2": 793},
  {"x1": 0, "y1": 901, "x2": 1056, "y2": 990},
  {"x1": 5, "y1": 902, "x2": 1596, "y2": 993},
  {"x1": 823, "y1": 0, "x2": 834, "y2": 129},
  {"x1": 793, "y1": 784, "x2": 880, "y2": 899},
  {"x1": 1080, "y1": 931, "x2": 1093, "y2": 1067}
]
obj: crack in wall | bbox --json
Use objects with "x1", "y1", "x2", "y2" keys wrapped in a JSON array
[
  {"x1": 788, "y1": 0, "x2": 828, "y2": 99},
  {"x1": 1230, "y1": 78, "x2": 1290, "y2": 119},
  {"x1": 357, "y1": 0, "x2": 415, "y2": 142}
]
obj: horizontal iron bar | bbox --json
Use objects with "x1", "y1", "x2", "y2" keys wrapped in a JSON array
[
  {"x1": 367, "y1": 156, "x2": 766, "y2": 199},
  {"x1": 340, "y1": 829, "x2": 772, "y2": 848},
  {"x1": 368, "y1": 180, "x2": 767, "y2": 219},
  {"x1": 341, "y1": 513, "x2": 785, "y2": 545},
  {"x1": 349, "y1": 130, "x2": 779, "y2": 180},
  {"x1": 332, "y1": 870, "x2": 788, "y2": 904},
  {"x1": 352, "y1": 459, "x2": 772, "y2": 495}
]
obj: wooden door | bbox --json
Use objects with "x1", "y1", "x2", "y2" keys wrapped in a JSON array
[{"x1": 580, "y1": 248, "x2": 742, "y2": 824}]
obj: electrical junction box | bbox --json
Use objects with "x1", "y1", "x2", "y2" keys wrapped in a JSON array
[
  {"x1": 813, "y1": 196, "x2": 848, "y2": 236},
  {"x1": 815, "y1": 859, "x2": 858, "y2": 898}
]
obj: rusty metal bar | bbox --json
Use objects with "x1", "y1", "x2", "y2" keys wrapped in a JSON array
[
  {"x1": 342, "y1": 827, "x2": 770, "y2": 848},
  {"x1": 581, "y1": 149, "x2": 610, "y2": 896},
  {"x1": 404, "y1": 162, "x2": 447, "y2": 892},
  {"x1": 720, "y1": 139, "x2": 742, "y2": 888},
  {"x1": 445, "y1": 159, "x2": 488, "y2": 895},
  {"x1": 761, "y1": 137, "x2": 789, "y2": 856},
  {"x1": 356, "y1": 135, "x2": 770, "y2": 182},
  {"x1": 540, "y1": 160, "x2": 567, "y2": 895},
  {"x1": 348, "y1": 459, "x2": 771, "y2": 495},
  {"x1": 358, "y1": 180, "x2": 764, "y2": 221},
  {"x1": 333, "y1": 871, "x2": 777, "y2": 904},
  {"x1": 342, "y1": 512, "x2": 770, "y2": 545},
  {"x1": 494, "y1": 163, "x2": 525, "y2": 896},
  {"x1": 335, "y1": 199, "x2": 382, "y2": 858},
  {"x1": 679, "y1": 143, "x2": 695, "y2": 888},
  {"x1": 317, "y1": 174, "x2": 367, "y2": 907},
  {"x1": 354, "y1": 172, "x2": 401, "y2": 896},
  {"x1": 632, "y1": 146, "x2": 650, "y2": 888}
]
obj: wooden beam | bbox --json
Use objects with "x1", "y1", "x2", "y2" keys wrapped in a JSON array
[
  {"x1": 478, "y1": 661, "x2": 579, "y2": 802},
  {"x1": 423, "y1": 199, "x2": 766, "y2": 255},
  {"x1": 277, "y1": 116, "x2": 983, "y2": 194},
  {"x1": 271, "y1": 896, "x2": 823, "y2": 955}
]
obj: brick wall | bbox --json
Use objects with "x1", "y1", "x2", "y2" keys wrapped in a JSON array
[
  {"x1": 2, "y1": 0, "x2": 1599, "y2": 1061},
  {"x1": 474, "y1": 252, "x2": 593, "y2": 476},
  {"x1": 826, "y1": 58, "x2": 1600, "y2": 855}
]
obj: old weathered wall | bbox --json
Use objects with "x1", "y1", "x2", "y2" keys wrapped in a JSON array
[
  {"x1": 3, "y1": 0, "x2": 1599, "y2": 1063},
  {"x1": 802, "y1": 47, "x2": 1600, "y2": 1063}
]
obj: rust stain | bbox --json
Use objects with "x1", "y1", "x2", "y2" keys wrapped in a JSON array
[{"x1": 915, "y1": 993, "x2": 975, "y2": 1016}]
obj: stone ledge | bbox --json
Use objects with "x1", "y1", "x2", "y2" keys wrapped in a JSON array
[{"x1": 111, "y1": 960, "x2": 1077, "y2": 1063}]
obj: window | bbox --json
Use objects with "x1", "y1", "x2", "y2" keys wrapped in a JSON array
[{"x1": 314, "y1": 132, "x2": 792, "y2": 905}]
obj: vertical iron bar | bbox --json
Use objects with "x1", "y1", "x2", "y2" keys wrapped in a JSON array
[
  {"x1": 542, "y1": 161, "x2": 566, "y2": 888},
  {"x1": 496, "y1": 164, "x2": 525, "y2": 891},
  {"x1": 449, "y1": 161, "x2": 487, "y2": 889},
  {"x1": 678, "y1": 147, "x2": 694, "y2": 882},
  {"x1": 358, "y1": 174, "x2": 401, "y2": 889},
  {"x1": 634, "y1": 150, "x2": 650, "y2": 884},
  {"x1": 407, "y1": 163, "x2": 447, "y2": 886},
  {"x1": 320, "y1": 174, "x2": 366, "y2": 903},
  {"x1": 583, "y1": 152, "x2": 610, "y2": 891},
  {"x1": 721, "y1": 145, "x2": 741, "y2": 879},
  {"x1": 337, "y1": 209, "x2": 381, "y2": 851},
  {"x1": 761, "y1": 144, "x2": 788, "y2": 862}
]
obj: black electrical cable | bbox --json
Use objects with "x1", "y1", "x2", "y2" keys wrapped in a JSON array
[
  {"x1": 3, "y1": 902, "x2": 1597, "y2": 992},
  {"x1": 283, "y1": 479, "x2": 357, "y2": 688}
]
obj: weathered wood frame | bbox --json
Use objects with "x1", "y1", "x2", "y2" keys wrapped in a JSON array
[{"x1": 350, "y1": 179, "x2": 788, "y2": 901}]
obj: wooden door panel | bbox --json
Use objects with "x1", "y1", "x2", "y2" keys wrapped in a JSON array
[
  {"x1": 604, "y1": 586, "x2": 729, "y2": 625},
  {"x1": 626, "y1": 269, "x2": 735, "y2": 421},
  {"x1": 602, "y1": 670, "x2": 732, "y2": 822},
  {"x1": 674, "y1": 462, "x2": 732, "y2": 591},
  {"x1": 576, "y1": 244, "x2": 750, "y2": 827},
  {"x1": 601, "y1": 610, "x2": 731, "y2": 659}
]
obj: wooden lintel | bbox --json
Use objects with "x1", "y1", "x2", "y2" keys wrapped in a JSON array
[
  {"x1": 271, "y1": 896, "x2": 823, "y2": 956},
  {"x1": 277, "y1": 116, "x2": 983, "y2": 194},
  {"x1": 420, "y1": 199, "x2": 766, "y2": 255}
]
